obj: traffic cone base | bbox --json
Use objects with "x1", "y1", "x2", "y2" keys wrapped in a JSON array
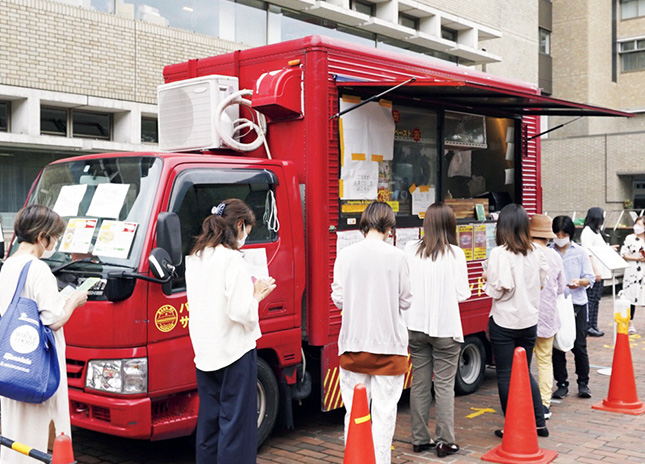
[
  {"x1": 482, "y1": 444, "x2": 557, "y2": 464},
  {"x1": 592, "y1": 313, "x2": 645, "y2": 416},
  {"x1": 481, "y1": 347, "x2": 558, "y2": 464},
  {"x1": 592, "y1": 399, "x2": 645, "y2": 415}
]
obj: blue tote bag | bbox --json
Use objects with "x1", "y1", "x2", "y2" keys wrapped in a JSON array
[{"x1": 0, "y1": 260, "x2": 60, "y2": 403}]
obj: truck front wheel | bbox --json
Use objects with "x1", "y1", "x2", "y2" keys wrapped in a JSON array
[
  {"x1": 454, "y1": 336, "x2": 486, "y2": 395},
  {"x1": 257, "y1": 357, "x2": 279, "y2": 447}
]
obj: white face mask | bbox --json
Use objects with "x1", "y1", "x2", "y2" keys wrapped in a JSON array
[
  {"x1": 237, "y1": 226, "x2": 248, "y2": 248},
  {"x1": 553, "y1": 236, "x2": 570, "y2": 248},
  {"x1": 634, "y1": 224, "x2": 645, "y2": 235},
  {"x1": 40, "y1": 238, "x2": 58, "y2": 260}
]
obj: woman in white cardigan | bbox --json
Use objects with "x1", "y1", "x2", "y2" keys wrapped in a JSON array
[{"x1": 404, "y1": 202, "x2": 471, "y2": 459}]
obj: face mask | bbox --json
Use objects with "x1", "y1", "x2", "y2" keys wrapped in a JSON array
[
  {"x1": 40, "y1": 238, "x2": 58, "y2": 260},
  {"x1": 237, "y1": 226, "x2": 248, "y2": 248},
  {"x1": 553, "y1": 237, "x2": 570, "y2": 248},
  {"x1": 634, "y1": 225, "x2": 645, "y2": 235}
]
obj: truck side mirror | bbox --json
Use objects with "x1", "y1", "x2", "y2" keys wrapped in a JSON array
[
  {"x1": 157, "y1": 212, "x2": 182, "y2": 266},
  {"x1": 148, "y1": 247, "x2": 175, "y2": 281}
]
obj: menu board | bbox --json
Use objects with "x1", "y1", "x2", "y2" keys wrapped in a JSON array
[
  {"x1": 93, "y1": 221, "x2": 138, "y2": 259},
  {"x1": 60, "y1": 218, "x2": 97, "y2": 254},
  {"x1": 473, "y1": 224, "x2": 487, "y2": 260},
  {"x1": 457, "y1": 224, "x2": 474, "y2": 261}
]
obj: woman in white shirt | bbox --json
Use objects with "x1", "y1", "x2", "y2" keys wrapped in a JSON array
[
  {"x1": 580, "y1": 207, "x2": 614, "y2": 337},
  {"x1": 332, "y1": 201, "x2": 412, "y2": 464},
  {"x1": 0, "y1": 205, "x2": 87, "y2": 464},
  {"x1": 186, "y1": 199, "x2": 276, "y2": 464},
  {"x1": 404, "y1": 203, "x2": 470, "y2": 459},
  {"x1": 620, "y1": 216, "x2": 645, "y2": 334},
  {"x1": 484, "y1": 204, "x2": 548, "y2": 439}
]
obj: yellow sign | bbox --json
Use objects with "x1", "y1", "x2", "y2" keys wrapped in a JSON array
[
  {"x1": 341, "y1": 200, "x2": 400, "y2": 213},
  {"x1": 155, "y1": 305, "x2": 178, "y2": 333}
]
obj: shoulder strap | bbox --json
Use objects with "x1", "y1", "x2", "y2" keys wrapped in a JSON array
[{"x1": 9, "y1": 260, "x2": 33, "y2": 307}]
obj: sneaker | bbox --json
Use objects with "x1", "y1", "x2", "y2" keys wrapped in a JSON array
[
  {"x1": 578, "y1": 384, "x2": 592, "y2": 398},
  {"x1": 629, "y1": 322, "x2": 637, "y2": 335},
  {"x1": 552, "y1": 383, "x2": 569, "y2": 399},
  {"x1": 587, "y1": 327, "x2": 604, "y2": 337},
  {"x1": 543, "y1": 405, "x2": 552, "y2": 420}
]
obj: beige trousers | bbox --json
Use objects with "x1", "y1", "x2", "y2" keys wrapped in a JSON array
[{"x1": 533, "y1": 336, "x2": 555, "y2": 407}]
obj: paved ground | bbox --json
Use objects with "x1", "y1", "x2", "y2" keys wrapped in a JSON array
[{"x1": 56, "y1": 296, "x2": 645, "y2": 462}]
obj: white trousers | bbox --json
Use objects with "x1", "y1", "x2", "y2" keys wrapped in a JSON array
[{"x1": 339, "y1": 368, "x2": 404, "y2": 464}]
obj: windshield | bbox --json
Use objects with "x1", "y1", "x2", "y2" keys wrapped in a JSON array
[{"x1": 22, "y1": 156, "x2": 162, "y2": 269}]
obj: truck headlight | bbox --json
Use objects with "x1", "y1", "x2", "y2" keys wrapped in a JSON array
[{"x1": 86, "y1": 358, "x2": 148, "y2": 394}]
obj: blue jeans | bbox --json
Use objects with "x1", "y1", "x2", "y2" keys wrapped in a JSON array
[{"x1": 488, "y1": 317, "x2": 545, "y2": 428}]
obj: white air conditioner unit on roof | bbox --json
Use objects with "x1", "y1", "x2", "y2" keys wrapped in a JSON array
[{"x1": 157, "y1": 75, "x2": 239, "y2": 152}]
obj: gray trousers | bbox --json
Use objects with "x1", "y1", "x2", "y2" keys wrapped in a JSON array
[{"x1": 408, "y1": 330, "x2": 461, "y2": 445}]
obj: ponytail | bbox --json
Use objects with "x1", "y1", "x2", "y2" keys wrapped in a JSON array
[{"x1": 190, "y1": 198, "x2": 256, "y2": 255}]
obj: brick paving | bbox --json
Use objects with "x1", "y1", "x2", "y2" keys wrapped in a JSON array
[{"x1": 64, "y1": 295, "x2": 645, "y2": 462}]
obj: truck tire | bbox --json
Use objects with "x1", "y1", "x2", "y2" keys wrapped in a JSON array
[
  {"x1": 257, "y1": 357, "x2": 279, "y2": 447},
  {"x1": 455, "y1": 336, "x2": 486, "y2": 395}
]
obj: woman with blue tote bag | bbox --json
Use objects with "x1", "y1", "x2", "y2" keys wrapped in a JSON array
[{"x1": 0, "y1": 205, "x2": 87, "y2": 463}]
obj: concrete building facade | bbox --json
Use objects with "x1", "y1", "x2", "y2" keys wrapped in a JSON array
[
  {"x1": 542, "y1": 0, "x2": 645, "y2": 218},
  {"x1": 0, "y1": 0, "x2": 541, "y2": 237}
]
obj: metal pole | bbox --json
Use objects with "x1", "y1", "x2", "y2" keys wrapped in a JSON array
[
  {"x1": 0, "y1": 436, "x2": 52, "y2": 464},
  {"x1": 330, "y1": 77, "x2": 417, "y2": 120}
]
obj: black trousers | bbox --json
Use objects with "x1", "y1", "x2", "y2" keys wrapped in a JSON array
[
  {"x1": 553, "y1": 304, "x2": 590, "y2": 386},
  {"x1": 586, "y1": 282, "x2": 603, "y2": 330},
  {"x1": 195, "y1": 349, "x2": 257, "y2": 464},
  {"x1": 488, "y1": 317, "x2": 546, "y2": 428}
]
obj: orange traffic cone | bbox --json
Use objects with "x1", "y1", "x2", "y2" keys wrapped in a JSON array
[
  {"x1": 593, "y1": 312, "x2": 645, "y2": 415},
  {"x1": 482, "y1": 347, "x2": 557, "y2": 464},
  {"x1": 51, "y1": 433, "x2": 75, "y2": 464},
  {"x1": 343, "y1": 383, "x2": 376, "y2": 464}
]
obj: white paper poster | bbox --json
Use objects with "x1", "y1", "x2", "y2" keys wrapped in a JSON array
[
  {"x1": 339, "y1": 97, "x2": 395, "y2": 164},
  {"x1": 242, "y1": 248, "x2": 270, "y2": 280},
  {"x1": 60, "y1": 218, "x2": 97, "y2": 254},
  {"x1": 410, "y1": 185, "x2": 435, "y2": 216},
  {"x1": 53, "y1": 184, "x2": 88, "y2": 217},
  {"x1": 86, "y1": 183, "x2": 130, "y2": 219},
  {"x1": 340, "y1": 159, "x2": 379, "y2": 200},
  {"x1": 395, "y1": 228, "x2": 420, "y2": 250},
  {"x1": 93, "y1": 220, "x2": 138, "y2": 259},
  {"x1": 336, "y1": 230, "x2": 364, "y2": 254}
]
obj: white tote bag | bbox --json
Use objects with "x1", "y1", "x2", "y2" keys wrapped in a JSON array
[{"x1": 554, "y1": 294, "x2": 575, "y2": 352}]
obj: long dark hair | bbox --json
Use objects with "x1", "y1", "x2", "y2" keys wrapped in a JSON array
[
  {"x1": 583, "y1": 207, "x2": 604, "y2": 234},
  {"x1": 496, "y1": 204, "x2": 532, "y2": 255},
  {"x1": 417, "y1": 202, "x2": 457, "y2": 260},
  {"x1": 190, "y1": 199, "x2": 256, "y2": 255}
]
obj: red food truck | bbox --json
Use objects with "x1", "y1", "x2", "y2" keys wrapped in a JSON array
[{"x1": 10, "y1": 35, "x2": 628, "y2": 444}]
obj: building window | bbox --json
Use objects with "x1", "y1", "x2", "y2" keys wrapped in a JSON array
[
  {"x1": 441, "y1": 28, "x2": 458, "y2": 42},
  {"x1": 0, "y1": 102, "x2": 8, "y2": 132},
  {"x1": 621, "y1": 0, "x2": 645, "y2": 19},
  {"x1": 41, "y1": 107, "x2": 112, "y2": 140},
  {"x1": 399, "y1": 13, "x2": 419, "y2": 30},
  {"x1": 141, "y1": 117, "x2": 159, "y2": 143},
  {"x1": 41, "y1": 107, "x2": 68, "y2": 137},
  {"x1": 73, "y1": 111, "x2": 111, "y2": 140},
  {"x1": 539, "y1": 28, "x2": 551, "y2": 55},
  {"x1": 619, "y1": 38, "x2": 645, "y2": 71},
  {"x1": 350, "y1": 0, "x2": 374, "y2": 16}
]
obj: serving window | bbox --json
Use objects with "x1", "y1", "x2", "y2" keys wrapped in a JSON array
[{"x1": 337, "y1": 95, "x2": 517, "y2": 228}]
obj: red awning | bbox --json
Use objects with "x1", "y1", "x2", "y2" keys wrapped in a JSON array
[{"x1": 336, "y1": 78, "x2": 633, "y2": 118}]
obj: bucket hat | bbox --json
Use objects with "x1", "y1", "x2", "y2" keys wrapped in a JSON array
[{"x1": 530, "y1": 214, "x2": 556, "y2": 239}]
